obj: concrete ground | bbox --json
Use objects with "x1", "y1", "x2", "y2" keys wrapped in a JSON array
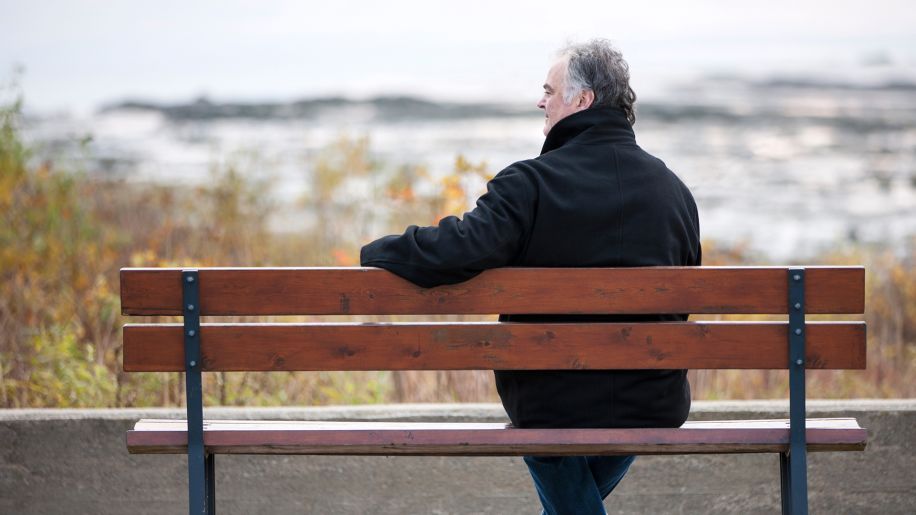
[{"x1": 1, "y1": 400, "x2": 913, "y2": 514}]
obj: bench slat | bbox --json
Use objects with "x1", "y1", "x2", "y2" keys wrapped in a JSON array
[
  {"x1": 123, "y1": 321, "x2": 866, "y2": 372},
  {"x1": 126, "y1": 418, "x2": 868, "y2": 456},
  {"x1": 120, "y1": 267, "x2": 865, "y2": 316}
]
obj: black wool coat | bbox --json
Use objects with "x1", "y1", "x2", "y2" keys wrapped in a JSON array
[{"x1": 361, "y1": 107, "x2": 701, "y2": 429}]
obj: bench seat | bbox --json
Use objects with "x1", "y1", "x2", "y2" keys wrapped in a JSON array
[{"x1": 127, "y1": 418, "x2": 867, "y2": 456}]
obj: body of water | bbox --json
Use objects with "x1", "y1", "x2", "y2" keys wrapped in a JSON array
[{"x1": 21, "y1": 77, "x2": 916, "y2": 261}]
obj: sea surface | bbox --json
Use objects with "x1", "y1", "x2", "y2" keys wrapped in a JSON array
[{"x1": 20, "y1": 77, "x2": 916, "y2": 261}]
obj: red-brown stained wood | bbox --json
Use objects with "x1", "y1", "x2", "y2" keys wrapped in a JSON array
[
  {"x1": 125, "y1": 418, "x2": 867, "y2": 456},
  {"x1": 119, "y1": 267, "x2": 865, "y2": 316},
  {"x1": 122, "y1": 321, "x2": 866, "y2": 372}
]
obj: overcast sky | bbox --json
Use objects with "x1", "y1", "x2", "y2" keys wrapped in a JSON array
[{"x1": 3, "y1": 0, "x2": 915, "y2": 113}]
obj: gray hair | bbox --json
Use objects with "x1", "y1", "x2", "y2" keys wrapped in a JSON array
[{"x1": 559, "y1": 39, "x2": 637, "y2": 125}]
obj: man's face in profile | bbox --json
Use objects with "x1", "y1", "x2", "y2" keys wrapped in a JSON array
[{"x1": 537, "y1": 58, "x2": 581, "y2": 136}]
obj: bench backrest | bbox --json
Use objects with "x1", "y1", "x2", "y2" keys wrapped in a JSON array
[{"x1": 121, "y1": 266, "x2": 866, "y2": 373}]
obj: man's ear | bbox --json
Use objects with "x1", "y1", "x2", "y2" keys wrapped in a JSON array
[{"x1": 577, "y1": 89, "x2": 595, "y2": 110}]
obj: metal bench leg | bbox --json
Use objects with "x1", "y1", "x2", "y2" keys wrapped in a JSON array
[
  {"x1": 206, "y1": 453, "x2": 216, "y2": 514},
  {"x1": 780, "y1": 452, "x2": 791, "y2": 515},
  {"x1": 787, "y1": 268, "x2": 809, "y2": 515},
  {"x1": 188, "y1": 448, "x2": 207, "y2": 515},
  {"x1": 183, "y1": 270, "x2": 208, "y2": 515}
]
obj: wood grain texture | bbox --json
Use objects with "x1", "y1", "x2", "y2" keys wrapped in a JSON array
[
  {"x1": 125, "y1": 418, "x2": 868, "y2": 456},
  {"x1": 122, "y1": 321, "x2": 866, "y2": 372},
  {"x1": 120, "y1": 267, "x2": 865, "y2": 316}
]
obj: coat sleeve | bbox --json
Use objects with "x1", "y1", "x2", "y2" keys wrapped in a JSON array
[{"x1": 360, "y1": 163, "x2": 536, "y2": 288}]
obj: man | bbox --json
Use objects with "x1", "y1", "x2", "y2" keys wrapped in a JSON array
[{"x1": 361, "y1": 39, "x2": 701, "y2": 514}]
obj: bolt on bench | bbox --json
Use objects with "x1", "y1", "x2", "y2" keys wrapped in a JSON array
[{"x1": 120, "y1": 266, "x2": 867, "y2": 515}]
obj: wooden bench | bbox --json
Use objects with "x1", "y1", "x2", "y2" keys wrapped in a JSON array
[{"x1": 120, "y1": 266, "x2": 867, "y2": 515}]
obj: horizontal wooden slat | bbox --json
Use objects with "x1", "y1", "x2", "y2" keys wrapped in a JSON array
[
  {"x1": 119, "y1": 266, "x2": 865, "y2": 316},
  {"x1": 126, "y1": 418, "x2": 867, "y2": 455},
  {"x1": 123, "y1": 321, "x2": 866, "y2": 372}
]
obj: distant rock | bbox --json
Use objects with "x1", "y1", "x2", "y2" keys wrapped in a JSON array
[
  {"x1": 101, "y1": 95, "x2": 531, "y2": 121},
  {"x1": 754, "y1": 77, "x2": 916, "y2": 92}
]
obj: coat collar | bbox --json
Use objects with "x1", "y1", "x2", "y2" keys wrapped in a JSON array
[{"x1": 540, "y1": 107, "x2": 635, "y2": 155}]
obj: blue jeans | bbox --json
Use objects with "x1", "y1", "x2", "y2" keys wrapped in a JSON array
[{"x1": 523, "y1": 455, "x2": 636, "y2": 515}]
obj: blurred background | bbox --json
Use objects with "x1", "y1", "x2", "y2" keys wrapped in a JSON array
[{"x1": 1, "y1": 0, "x2": 913, "y2": 408}]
